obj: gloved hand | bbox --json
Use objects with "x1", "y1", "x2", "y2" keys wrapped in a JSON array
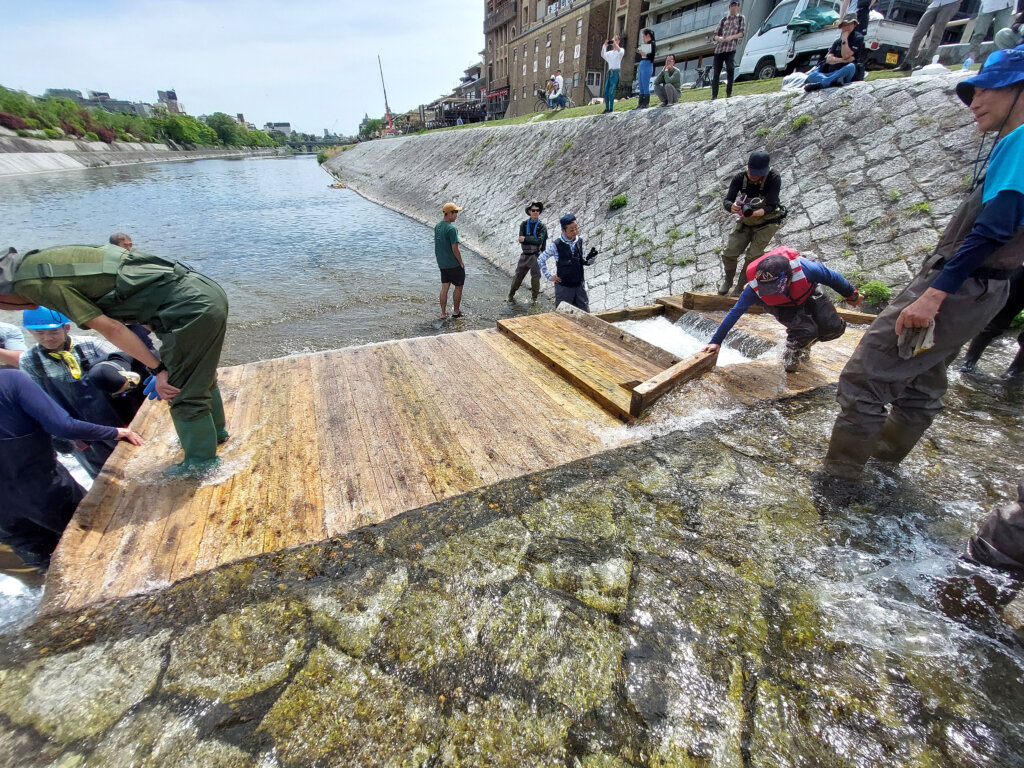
[
  {"x1": 584, "y1": 247, "x2": 598, "y2": 265},
  {"x1": 897, "y1": 321, "x2": 935, "y2": 360},
  {"x1": 143, "y1": 375, "x2": 163, "y2": 400}
]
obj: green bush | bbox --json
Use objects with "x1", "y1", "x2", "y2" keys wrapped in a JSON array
[
  {"x1": 1011, "y1": 311, "x2": 1024, "y2": 330},
  {"x1": 83, "y1": 131, "x2": 99, "y2": 141},
  {"x1": 43, "y1": 127, "x2": 62, "y2": 139},
  {"x1": 859, "y1": 280, "x2": 891, "y2": 305},
  {"x1": 791, "y1": 114, "x2": 813, "y2": 131},
  {"x1": 609, "y1": 194, "x2": 628, "y2": 210}
]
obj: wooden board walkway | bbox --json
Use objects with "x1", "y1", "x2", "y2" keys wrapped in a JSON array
[{"x1": 40, "y1": 297, "x2": 871, "y2": 614}]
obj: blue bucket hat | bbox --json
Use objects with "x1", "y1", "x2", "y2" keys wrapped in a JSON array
[{"x1": 956, "y1": 48, "x2": 1024, "y2": 105}]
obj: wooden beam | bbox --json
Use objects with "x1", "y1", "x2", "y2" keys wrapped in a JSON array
[
  {"x1": 665, "y1": 292, "x2": 877, "y2": 325},
  {"x1": 594, "y1": 304, "x2": 665, "y2": 323},
  {"x1": 555, "y1": 304, "x2": 681, "y2": 368},
  {"x1": 630, "y1": 349, "x2": 719, "y2": 416},
  {"x1": 656, "y1": 296, "x2": 688, "y2": 322}
]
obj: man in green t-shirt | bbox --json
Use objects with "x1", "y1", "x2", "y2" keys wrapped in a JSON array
[{"x1": 434, "y1": 201, "x2": 465, "y2": 318}]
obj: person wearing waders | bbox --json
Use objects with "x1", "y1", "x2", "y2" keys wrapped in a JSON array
[
  {"x1": 509, "y1": 201, "x2": 548, "y2": 302},
  {"x1": 0, "y1": 368, "x2": 143, "y2": 570},
  {"x1": 701, "y1": 246, "x2": 862, "y2": 371},
  {"x1": 20, "y1": 306, "x2": 145, "y2": 478},
  {"x1": 823, "y1": 48, "x2": 1024, "y2": 480},
  {"x1": 0, "y1": 242, "x2": 229, "y2": 477},
  {"x1": 958, "y1": 266, "x2": 1024, "y2": 378},
  {"x1": 537, "y1": 214, "x2": 598, "y2": 311}
]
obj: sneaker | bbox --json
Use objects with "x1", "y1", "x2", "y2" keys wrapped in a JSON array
[{"x1": 804, "y1": 82, "x2": 823, "y2": 93}]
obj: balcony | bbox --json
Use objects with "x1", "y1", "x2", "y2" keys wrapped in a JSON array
[
  {"x1": 650, "y1": 0, "x2": 730, "y2": 43},
  {"x1": 485, "y1": 0, "x2": 518, "y2": 33}
]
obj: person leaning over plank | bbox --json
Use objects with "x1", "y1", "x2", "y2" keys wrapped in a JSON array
[
  {"x1": 823, "y1": 49, "x2": 1024, "y2": 480},
  {"x1": 701, "y1": 246, "x2": 863, "y2": 373},
  {"x1": 0, "y1": 242, "x2": 229, "y2": 478}
]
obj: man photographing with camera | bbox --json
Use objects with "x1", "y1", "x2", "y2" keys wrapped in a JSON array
[{"x1": 717, "y1": 150, "x2": 785, "y2": 296}]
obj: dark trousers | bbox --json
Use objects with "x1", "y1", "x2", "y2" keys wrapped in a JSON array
[
  {"x1": 510, "y1": 251, "x2": 541, "y2": 299},
  {"x1": 554, "y1": 283, "x2": 589, "y2": 312},
  {"x1": 712, "y1": 51, "x2": 736, "y2": 99},
  {"x1": 765, "y1": 291, "x2": 847, "y2": 350}
]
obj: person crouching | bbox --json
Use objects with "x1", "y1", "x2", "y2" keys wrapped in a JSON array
[{"x1": 702, "y1": 246, "x2": 862, "y2": 371}]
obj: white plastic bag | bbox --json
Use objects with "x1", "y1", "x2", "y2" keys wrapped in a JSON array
[{"x1": 782, "y1": 71, "x2": 809, "y2": 91}]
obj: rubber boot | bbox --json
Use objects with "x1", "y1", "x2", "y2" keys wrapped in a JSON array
[
  {"x1": 718, "y1": 268, "x2": 735, "y2": 296},
  {"x1": 822, "y1": 427, "x2": 878, "y2": 480},
  {"x1": 1004, "y1": 346, "x2": 1024, "y2": 380},
  {"x1": 165, "y1": 414, "x2": 220, "y2": 478},
  {"x1": 210, "y1": 386, "x2": 229, "y2": 443},
  {"x1": 508, "y1": 271, "x2": 524, "y2": 301},
  {"x1": 871, "y1": 417, "x2": 929, "y2": 464},
  {"x1": 530, "y1": 275, "x2": 541, "y2": 302},
  {"x1": 959, "y1": 329, "x2": 1000, "y2": 373}
]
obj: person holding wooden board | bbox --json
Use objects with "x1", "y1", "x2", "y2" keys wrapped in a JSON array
[{"x1": 702, "y1": 246, "x2": 862, "y2": 372}]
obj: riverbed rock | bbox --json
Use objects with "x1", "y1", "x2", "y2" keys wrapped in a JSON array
[
  {"x1": 440, "y1": 695, "x2": 572, "y2": 767},
  {"x1": 305, "y1": 564, "x2": 408, "y2": 657}
]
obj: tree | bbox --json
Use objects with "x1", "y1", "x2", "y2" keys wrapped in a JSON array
[
  {"x1": 359, "y1": 118, "x2": 384, "y2": 139},
  {"x1": 204, "y1": 112, "x2": 241, "y2": 146}
]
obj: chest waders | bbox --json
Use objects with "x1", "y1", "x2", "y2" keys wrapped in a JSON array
[
  {"x1": 15, "y1": 245, "x2": 229, "y2": 477},
  {"x1": 0, "y1": 429, "x2": 84, "y2": 568},
  {"x1": 510, "y1": 220, "x2": 545, "y2": 301},
  {"x1": 823, "y1": 185, "x2": 1024, "y2": 479}
]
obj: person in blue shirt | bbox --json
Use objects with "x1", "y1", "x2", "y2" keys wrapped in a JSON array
[
  {"x1": 702, "y1": 246, "x2": 862, "y2": 372},
  {"x1": 0, "y1": 368, "x2": 142, "y2": 570},
  {"x1": 824, "y1": 48, "x2": 1024, "y2": 480}
]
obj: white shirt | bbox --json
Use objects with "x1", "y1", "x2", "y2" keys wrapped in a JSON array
[
  {"x1": 553, "y1": 74, "x2": 564, "y2": 96},
  {"x1": 979, "y1": 0, "x2": 1011, "y2": 13},
  {"x1": 926, "y1": 0, "x2": 960, "y2": 9},
  {"x1": 601, "y1": 47, "x2": 625, "y2": 70}
]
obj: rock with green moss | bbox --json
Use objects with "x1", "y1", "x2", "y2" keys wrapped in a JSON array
[
  {"x1": 420, "y1": 517, "x2": 531, "y2": 587},
  {"x1": 258, "y1": 643, "x2": 443, "y2": 767},
  {"x1": 163, "y1": 600, "x2": 308, "y2": 703},
  {"x1": 526, "y1": 540, "x2": 632, "y2": 614},
  {"x1": 440, "y1": 695, "x2": 571, "y2": 766},
  {"x1": 306, "y1": 564, "x2": 408, "y2": 656},
  {"x1": 0, "y1": 631, "x2": 168, "y2": 743},
  {"x1": 521, "y1": 487, "x2": 620, "y2": 541}
]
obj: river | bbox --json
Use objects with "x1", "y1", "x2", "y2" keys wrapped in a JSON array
[{"x1": 0, "y1": 154, "x2": 534, "y2": 364}]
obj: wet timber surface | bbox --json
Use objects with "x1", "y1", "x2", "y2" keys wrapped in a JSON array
[{"x1": 43, "y1": 305, "x2": 866, "y2": 613}]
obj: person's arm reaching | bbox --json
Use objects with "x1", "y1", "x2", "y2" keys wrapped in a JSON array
[
  {"x1": 723, "y1": 174, "x2": 743, "y2": 213},
  {"x1": 0, "y1": 347, "x2": 22, "y2": 368},
  {"x1": 799, "y1": 260, "x2": 861, "y2": 303},
  {"x1": 12, "y1": 371, "x2": 141, "y2": 444},
  {"x1": 703, "y1": 288, "x2": 759, "y2": 351},
  {"x1": 85, "y1": 315, "x2": 180, "y2": 401}
]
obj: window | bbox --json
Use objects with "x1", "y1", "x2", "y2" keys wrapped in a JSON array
[
  {"x1": 546, "y1": 32, "x2": 551, "y2": 47},
  {"x1": 523, "y1": 86, "x2": 527, "y2": 97},
  {"x1": 545, "y1": 54, "x2": 550, "y2": 68},
  {"x1": 762, "y1": 1, "x2": 799, "y2": 31},
  {"x1": 533, "y1": 60, "x2": 538, "y2": 72},
  {"x1": 573, "y1": 72, "x2": 580, "y2": 87},
  {"x1": 586, "y1": 71, "x2": 602, "y2": 87},
  {"x1": 514, "y1": 49, "x2": 518, "y2": 62},
  {"x1": 523, "y1": 63, "x2": 527, "y2": 75},
  {"x1": 560, "y1": 26, "x2": 566, "y2": 42},
  {"x1": 574, "y1": 43, "x2": 581, "y2": 59},
  {"x1": 513, "y1": 92, "x2": 517, "y2": 101},
  {"x1": 577, "y1": 19, "x2": 583, "y2": 35},
  {"x1": 558, "y1": 50, "x2": 565, "y2": 64},
  {"x1": 535, "y1": 39, "x2": 539, "y2": 53},
  {"x1": 511, "y1": 25, "x2": 516, "y2": 37}
]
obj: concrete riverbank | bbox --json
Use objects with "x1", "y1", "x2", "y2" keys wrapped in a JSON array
[
  {"x1": 325, "y1": 73, "x2": 979, "y2": 312},
  {"x1": 0, "y1": 130, "x2": 289, "y2": 177}
]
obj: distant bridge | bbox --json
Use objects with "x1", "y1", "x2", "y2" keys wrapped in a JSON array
[{"x1": 285, "y1": 137, "x2": 356, "y2": 154}]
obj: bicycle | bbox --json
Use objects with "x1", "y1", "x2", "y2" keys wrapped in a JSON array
[
  {"x1": 690, "y1": 65, "x2": 712, "y2": 90},
  {"x1": 534, "y1": 89, "x2": 576, "y2": 113}
]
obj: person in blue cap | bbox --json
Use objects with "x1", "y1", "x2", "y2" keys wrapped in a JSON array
[
  {"x1": 537, "y1": 214, "x2": 598, "y2": 311},
  {"x1": 20, "y1": 307, "x2": 145, "y2": 478},
  {"x1": 824, "y1": 48, "x2": 1024, "y2": 480}
]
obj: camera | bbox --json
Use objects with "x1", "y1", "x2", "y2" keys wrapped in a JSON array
[{"x1": 742, "y1": 196, "x2": 765, "y2": 217}]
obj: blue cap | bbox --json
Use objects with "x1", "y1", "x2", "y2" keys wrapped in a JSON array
[
  {"x1": 956, "y1": 48, "x2": 1024, "y2": 105},
  {"x1": 23, "y1": 306, "x2": 71, "y2": 329},
  {"x1": 560, "y1": 214, "x2": 577, "y2": 228}
]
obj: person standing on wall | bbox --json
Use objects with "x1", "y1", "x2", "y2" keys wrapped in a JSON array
[
  {"x1": 0, "y1": 241, "x2": 230, "y2": 478},
  {"x1": 509, "y1": 201, "x2": 548, "y2": 302},
  {"x1": 635, "y1": 29, "x2": 657, "y2": 109},
  {"x1": 968, "y1": 0, "x2": 1016, "y2": 65},
  {"x1": 602, "y1": 36, "x2": 625, "y2": 114},
  {"x1": 712, "y1": 0, "x2": 746, "y2": 100},
  {"x1": 823, "y1": 49, "x2": 1024, "y2": 480},
  {"x1": 897, "y1": 0, "x2": 963, "y2": 71},
  {"x1": 537, "y1": 214, "x2": 598, "y2": 311},
  {"x1": 435, "y1": 202, "x2": 465, "y2": 319},
  {"x1": 717, "y1": 150, "x2": 785, "y2": 296},
  {"x1": 837, "y1": 0, "x2": 877, "y2": 35}
]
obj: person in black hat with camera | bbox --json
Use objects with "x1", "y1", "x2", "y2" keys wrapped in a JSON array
[
  {"x1": 537, "y1": 214, "x2": 598, "y2": 311},
  {"x1": 509, "y1": 201, "x2": 548, "y2": 302},
  {"x1": 717, "y1": 150, "x2": 784, "y2": 296}
]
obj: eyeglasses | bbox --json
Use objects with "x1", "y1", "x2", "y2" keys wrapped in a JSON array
[{"x1": 529, "y1": 208, "x2": 540, "y2": 212}]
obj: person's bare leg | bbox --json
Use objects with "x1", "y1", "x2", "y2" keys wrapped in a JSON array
[
  {"x1": 452, "y1": 285, "x2": 463, "y2": 316},
  {"x1": 440, "y1": 283, "x2": 450, "y2": 317}
]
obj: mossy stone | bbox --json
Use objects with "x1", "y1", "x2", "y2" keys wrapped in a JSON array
[
  {"x1": 528, "y1": 551, "x2": 632, "y2": 614},
  {"x1": 521, "y1": 488, "x2": 619, "y2": 541},
  {"x1": 306, "y1": 565, "x2": 408, "y2": 657},
  {"x1": 0, "y1": 630, "x2": 168, "y2": 743},
  {"x1": 258, "y1": 643, "x2": 443, "y2": 767},
  {"x1": 420, "y1": 517, "x2": 531, "y2": 587},
  {"x1": 440, "y1": 695, "x2": 571, "y2": 766},
  {"x1": 164, "y1": 600, "x2": 308, "y2": 702}
]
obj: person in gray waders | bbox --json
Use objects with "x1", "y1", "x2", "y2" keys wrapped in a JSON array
[
  {"x1": 509, "y1": 201, "x2": 548, "y2": 302},
  {"x1": 537, "y1": 214, "x2": 598, "y2": 311},
  {"x1": 0, "y1": 242, "x2": 229, "y2": 477},
  {"x1": 0, "y1": 368, "x2": 143, "y2": 570},
  {"x1": 823, "y1": 48, "x2": 1024, "y2": 480}
]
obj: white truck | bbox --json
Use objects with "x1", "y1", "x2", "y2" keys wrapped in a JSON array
[{"x1": 737, "y1": 0, "x2": 917, "y2": 81}]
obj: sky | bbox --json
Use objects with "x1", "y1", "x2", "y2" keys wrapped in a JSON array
[{"x1": 0, "y1": 0, "x2": 486, "y2": 135}]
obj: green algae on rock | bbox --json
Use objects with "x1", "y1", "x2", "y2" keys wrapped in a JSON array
[
  {"x1": 420, "y1": 517, "x2": 531, "y2": 587},
  {"x1": 440, "y1": 695, "x2": 572, "y2": 767},
  {"x1": 306, "y1": 564, "x2": 409, "y2": 657}
]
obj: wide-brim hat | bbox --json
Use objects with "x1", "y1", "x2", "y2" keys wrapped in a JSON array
[
  {"x1": 838, "y1": 13, "x2": 858, "y2": 25},
  {"x1": 956, "y1": 48, "x2": 1024, "y2": 105},
  {"x1": 525, "y1": 201, "x2": 545, "y2": 214}
]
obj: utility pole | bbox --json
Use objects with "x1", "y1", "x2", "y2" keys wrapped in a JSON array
[{"x1": 378, "y1": 55, "x2": 394, "y2": 134}]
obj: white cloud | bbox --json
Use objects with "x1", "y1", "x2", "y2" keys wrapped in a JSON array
[{"x1": 1, "y1": 0, "x2": 485, "y2": 134}]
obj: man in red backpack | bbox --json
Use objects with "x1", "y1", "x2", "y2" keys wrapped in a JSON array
[{"x1": 702, "y1": 246, "x2": 862, "y2": 372}]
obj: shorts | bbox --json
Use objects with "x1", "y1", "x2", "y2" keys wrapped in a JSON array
[{"x1": 440, "y1": 266, "x2": 465, "y2": 286}]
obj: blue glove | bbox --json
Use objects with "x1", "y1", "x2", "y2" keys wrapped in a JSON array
[{"x1": 143, "y1": 375, "x2": 162, "y2": 401}]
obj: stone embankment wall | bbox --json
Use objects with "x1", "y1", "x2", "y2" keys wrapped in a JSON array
[
  {"x1": 0, "y1": 130, "x2": 287, "y2": 177},
  {"x1": 326, "y1": 73, "x2": 980, "y2": 312}
]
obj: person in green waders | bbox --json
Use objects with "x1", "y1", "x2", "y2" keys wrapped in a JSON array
[{"x1": 0, "y1": 243, "x2": 229, "y2": 477}]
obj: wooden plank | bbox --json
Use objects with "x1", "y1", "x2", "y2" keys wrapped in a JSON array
[
  {"x1": 672, "y1": 292, "x2": 877, "y2": 324},
  {"x1": 555, "y1": 304, "x2": 681, "y2": 368},
  {"x1": 656, "y1": 296, "x2": 688, "y2": 322},
  {"x1": 541, "y1": 312, "x2": 669, "y2": 379},
  {"x1": 594, "y1": 304, "x2": 665, "y2": 323},
  {"x1": 629, "y1": 349, "x2": 719, "y2": 416}
]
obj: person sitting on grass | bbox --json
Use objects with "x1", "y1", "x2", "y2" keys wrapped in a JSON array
[{"x1": 804, "y1": 14, "x2": 864, "y2": 92}]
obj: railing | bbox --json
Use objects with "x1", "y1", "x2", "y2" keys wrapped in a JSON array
[
  {"x1": 484, "y1": 0, "x2": 518, "y2": 33},
  {"x1": 650, "y1": 1, "x2": 730, "y2": 42}
]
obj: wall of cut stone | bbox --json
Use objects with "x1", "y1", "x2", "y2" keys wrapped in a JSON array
[{"x1": 325, "y1": 73, "x2": 981, "y2": 312}]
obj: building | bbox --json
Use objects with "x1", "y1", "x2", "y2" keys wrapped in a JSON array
[
  {"x1": 483, "y1": 0, "x2": 518, "y2": 119},
  {"x1": 502, "y1": 0, "x2": 646, "y2": 119},
  {"x1": 458, "y1": 62, "x2": 486, "y2": 102},
  {"x1": 42, "y1": 87, "x2": 152, "y2": 117},
  {"x1": 263, "y1": 122, "x2": 292, "y2": 136},
  {"x1": 158, "y1": 90, "x2": 185, "y2": 115}
]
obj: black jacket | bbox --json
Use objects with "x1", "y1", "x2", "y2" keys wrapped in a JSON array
[{"x1": 722, "y1": 169, "x2": 782, "y2": 216}]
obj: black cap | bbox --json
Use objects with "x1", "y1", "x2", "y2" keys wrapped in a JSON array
[
  {"x1": 560, "y1": 214, "x2": 577, "y2": 228},
  {"x1": 747, "y1": 150, "x2": 770, "y2": 176}
]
